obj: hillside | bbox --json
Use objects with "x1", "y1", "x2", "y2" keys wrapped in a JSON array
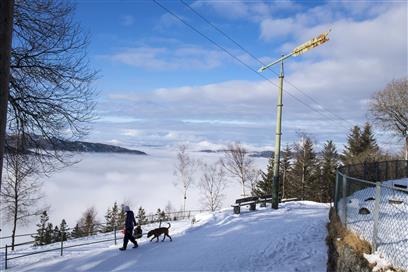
[{"x1": 4, "y1": 201, "x2": 329, "y2": 272}]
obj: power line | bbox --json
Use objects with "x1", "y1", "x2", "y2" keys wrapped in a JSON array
[
  {"x1": 152, "y1": 0, "x2": 351, "y2": 131},
  {"x1": 179, "y1": 0, "x2": 354, "y2": 128}
]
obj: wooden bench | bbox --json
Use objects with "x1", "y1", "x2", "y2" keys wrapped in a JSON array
[
  {"x1": 259, "y1": 194, "x2": 273, "y2": 207},
  {"x1": 232, "y1": 196, "x2": 259, "y2": 214}
]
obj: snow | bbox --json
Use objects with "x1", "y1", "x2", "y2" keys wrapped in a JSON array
[
  {"x1": 2, "y1": 201, "x2": 330, "y2": 272},
  {"x1": 364, "y1": 252, "x2": 392, "y2": 272},
  {"x1": 339, "y1": 178, "x2": 408, "y2": 271}
]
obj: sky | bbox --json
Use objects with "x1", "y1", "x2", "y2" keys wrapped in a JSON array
[{"x1": 73, "y1": 0, "x2": 407, "y2": 152}]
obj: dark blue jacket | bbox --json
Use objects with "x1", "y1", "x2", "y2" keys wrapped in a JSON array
[{"x1": 125, "y1": 210, "x2": 137, "y2": 229}]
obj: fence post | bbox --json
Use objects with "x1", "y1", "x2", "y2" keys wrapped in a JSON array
[
  {"x1": 334, "y1": 171, "x2": 339, "y2": 211},
  {"x1": 60, "y1": 231, "x2": 63, "y2": 256},
  {"x1": 114, "y1": 225, "x2": 117, "y2": 245},
  {"x1": 342, "y1": 176, "x2": 348, "y2": 227},
  {"x1": 405, "y1": 160, "x2": 408, "y2": 178},
  {"x1": 5, "y1": 244, "x2": 8, "y2": 270},
  {"x1": 385, "y1": 161, "x2": 389, "y2": 181},
  {"x1": 372, "y1": 182, "x2": 381, "y2": 252}
]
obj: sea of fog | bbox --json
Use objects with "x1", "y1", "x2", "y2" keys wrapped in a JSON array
[{"x1": 0, "y1": 148, "x2": 267, "y2": 240}]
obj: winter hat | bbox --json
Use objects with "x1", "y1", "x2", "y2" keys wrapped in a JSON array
[{"x1": 124, "y1": 205, "x2": 130, "y2": 212}]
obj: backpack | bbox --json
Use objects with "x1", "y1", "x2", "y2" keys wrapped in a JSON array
[{"x1": 133, "y1": 225, "x2": 143, "y2": 239}]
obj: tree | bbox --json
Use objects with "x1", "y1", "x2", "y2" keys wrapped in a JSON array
[
  {"x1": 59, "y1": 219, "x2": 69, "y2": 241},
  {"x1": 280, "y1": 145, "x2": 292, "y2": 199},
  {"x1": 104, "y1": 202, "x2": 119, "y2": 232},
  {"x1": 291, "y1": 136, "x2": 318, "y2": 201},
  {"x1": 1, "y1": 145, "x2": 44, "y2": 250},
  {"x1": 319, "y1": 140, "x2": 339, "y2": 203},
  {"x1": 71, "y1": 223, "x2": 83, "y2": 239},
  {"x1": 369, "y1": 78, "x2": 408, "y2": 159},
  {"x1": 174, "y1": 145, "x2": 197, "y2": 213},
  {"x1": 252, "y1": 156, "x2": 273, "y2": 197},
  {"x1": 44, "y1": 222, "x2": 53, "y2": 244},
  {"x1": 52, "y1": 225, "x2": 60, "y2": 243},
  {"x1": 137, "y1": 206, "x2": 148, "y2": 225},
  {"x1": 6, "y1": 0, "x2": 97, "y2": 173},
  {"x1": 342, "y1": 123, "x2": 379, "y2": 164},
  {"x1": 199, "y1": 161, "x2": 227, "y2": 211},
  {"x1": 77, "y1": 206, "x2": 99, "y2": 236},
  {"x1": 221, "y1": 142, "x2": 255, "y2": 197},
  {"x1": 34, "y1": 210, "x2": 49, "y2": 246}
]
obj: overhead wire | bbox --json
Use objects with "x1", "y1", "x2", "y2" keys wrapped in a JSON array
[
  {"x1": 152, "y1": 0, "x2": 352, "y2": 132},
  {"x1": 178, "y1": 0, "x2": 355, "y2": 129}
]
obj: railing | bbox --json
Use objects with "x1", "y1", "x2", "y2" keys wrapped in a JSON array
[
  {"x1": 335, "y1": 160, "x2": 408, "y2": 271},
  {"x1": 1, "y1": 209, "x2": 210, "y2": 270}
]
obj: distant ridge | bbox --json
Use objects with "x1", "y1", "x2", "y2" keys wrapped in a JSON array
[{"x1": 6, "y1": 135, "x2": 147, "y2": 155}]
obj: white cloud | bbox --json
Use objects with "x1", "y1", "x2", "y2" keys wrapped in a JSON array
[{"x1": 108, "y1": 46, "x2": 227, "y2": 70}]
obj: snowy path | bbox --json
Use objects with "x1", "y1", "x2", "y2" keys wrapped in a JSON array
[{"x1": 7, "y1": 202, "x2": 330, "y2": 272}]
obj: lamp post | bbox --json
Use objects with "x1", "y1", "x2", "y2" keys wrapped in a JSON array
[{"x1": 258, "y1": 30, "x2": 331, "y2": 209}]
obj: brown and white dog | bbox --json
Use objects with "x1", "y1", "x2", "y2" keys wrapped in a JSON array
[{"x1": 147, "y1": 223, "x2": 172, "y2": 242}]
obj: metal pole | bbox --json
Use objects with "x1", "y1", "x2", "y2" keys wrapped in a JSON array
[
  {"x1": 334, "y1": 171, "x2": 339, "y2": 211},
  {"x1": 342, "y1": 176, "x2": 347, "y2": 226},
  {"x1": 271, "y1": 59, "x2": 284, "y2": 210},
  {"x1": 5, "y1": 244, "x2": 8, "y2": 270},
  {"x1": 60, "y1": 231, "x2": 63, "y2": 256},
  {"x1": 114, "y1": 225, "x2": 117, "y2": 245},
  {"x1": 372, "y1": 182, "x2": 381, "y2": 252}
]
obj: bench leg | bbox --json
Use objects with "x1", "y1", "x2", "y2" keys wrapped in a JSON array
[
  {"x1": 233, "y1": 206, "x2": 240, "y2": 214},
  {"x1": 249, "y1": 203, "x2": 256, "y2": 211}
]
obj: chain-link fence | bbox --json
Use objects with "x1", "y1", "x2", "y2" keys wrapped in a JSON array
[{"x1": 335, "y1": 160, "x2": 408, "y2": 271}]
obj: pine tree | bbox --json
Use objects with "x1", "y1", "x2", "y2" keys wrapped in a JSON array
[
  {"x1": 34, "y1": 211, "x2": 49, "y2": 246},
  {"x1": 116, "y1": 206, "x2": 126, "y2": 229},
  {"x1": 52, "y1": 226, "x2": 60, "y2": 243},
  {"x1": 291, "y1": 136, "x2": 318, "y2": 201},
  {"x1": 320, "y1": 140, "x2": 339, "y2": 203},
  {"x1": 252, "y1": 156, "x2": 273, "y2": 197},
  {"x1": 71, "y1": 224, "x2": 83, "y2": 239},
  {"x1": 44, "y1": 223, "x2": 53, "y2": 244},
  {"x1": 280, "y1": 145, "x2": 292, "y2": 199},
  {"x1": 104, "y1": 207, "x2": 113, "y2": 233},
  {"x1": 59, "y1": 219, "x2": 69, "y2": 241},
  {"x1": 137, "y1": 207, "x2": 148, "y2": 225},
  {"x1": 104, "y1": 202, "x2": 120, "y2": 232},
  {"x1": 342, "y1": 123, "x2": 379, "y2": 164}
]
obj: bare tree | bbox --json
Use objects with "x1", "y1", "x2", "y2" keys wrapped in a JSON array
[
  {"x1": 221, "y1": 142, "x2": 254, "y2": 196},
  {"x1": 174, "y1": 145, "x2": 197, "y2": 214},
  {"x1": 368, "y1": 78, "x2": 408, "y2": 159},
  {"x1": 199, "y1": 161, "x2": 227, "y2": 211},
  {"x1": 77, "y1": 206, "x2": 99, "y2": 236},
  {"x1": 1, "y1": 147, "x2": 44, "y2": 250},
  {"x1": 6, "y1": 0, "x2": 97, "y2": 173}
]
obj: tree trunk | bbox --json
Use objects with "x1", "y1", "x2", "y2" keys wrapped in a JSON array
[
  {"x1": 405, "y1": 136, "x2": 408, "y2": 161},
  {"x1": 0, "y1": 0, "x2": 15, "y2": 189}
]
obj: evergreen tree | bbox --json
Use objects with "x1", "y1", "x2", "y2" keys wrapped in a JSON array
[
  {"x1": 252, "y1": 156, "x2": 273, "y2": 197},
  {"x1": 59, "y1": 219, "x2": 69, "y2": 241},
  {"x1": 280, "y1": 145, "x2": 292, "y2": 199},
  {"x1": 52, "y1": 226, "x2": 60, "y2": 243},
  {"x1": 320, "y1": 140, "x2": 339, "y2": 203},
  {"x1": 34, "y1": 211, "x2": 49, "y2": 246},
  {"x1": 116, "y1": 206, "x2": 126, "y2": 229},
  {"x1": 137, "y1": 207, "x2": 148, "y2": 225},
  {"x1": 44, "y1": 223, "x2": 53, "y2": 244},
  {"x1": 71, "y1": 224, "x2": 83, "y2": 239},
  {"x1": 104, "y1": 202, "x2": 120, "y2": 232},
  {"x1": 342, "y1": 123, "x2": 379, "y2": 164},
  {"x1": 291, "y1": 136, "x2": 318, "y2": 201},
  {"x1": 104, "y1": 207, "x2": 113, "y2": 233}
]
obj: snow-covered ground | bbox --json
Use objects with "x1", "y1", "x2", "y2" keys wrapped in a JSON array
[
  {"x1": 2, "y1": 201, "x2": 330, "y2": 272},
  {"x1": 339, "y1": 178, "x2": 408, "y2": 271}
]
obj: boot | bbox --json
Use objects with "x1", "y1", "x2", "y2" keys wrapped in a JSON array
[{"x1": 119, "y1": 247, "x2": 126, "y2": 251}]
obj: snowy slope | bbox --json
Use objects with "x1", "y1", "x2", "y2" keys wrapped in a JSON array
[{"x1": 4, "y1": 201, "x2": 329, "y2": 272}]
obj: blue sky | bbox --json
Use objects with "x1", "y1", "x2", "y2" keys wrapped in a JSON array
[{"x1": 73, "y1": 0, "x2": 407, "y2": 152}]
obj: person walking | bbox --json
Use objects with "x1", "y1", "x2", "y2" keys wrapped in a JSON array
[{"x1": 119, "y1": 205, "x2": 138, "y2": 251}]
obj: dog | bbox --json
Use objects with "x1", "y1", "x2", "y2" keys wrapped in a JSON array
[{"x1": 147, "y1": 223, "x2": 172, "y2": 242}]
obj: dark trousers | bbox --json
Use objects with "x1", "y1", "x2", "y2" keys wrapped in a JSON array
[{"x1": 123, "y1": 228, "x2": 138, "y2": 249}]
